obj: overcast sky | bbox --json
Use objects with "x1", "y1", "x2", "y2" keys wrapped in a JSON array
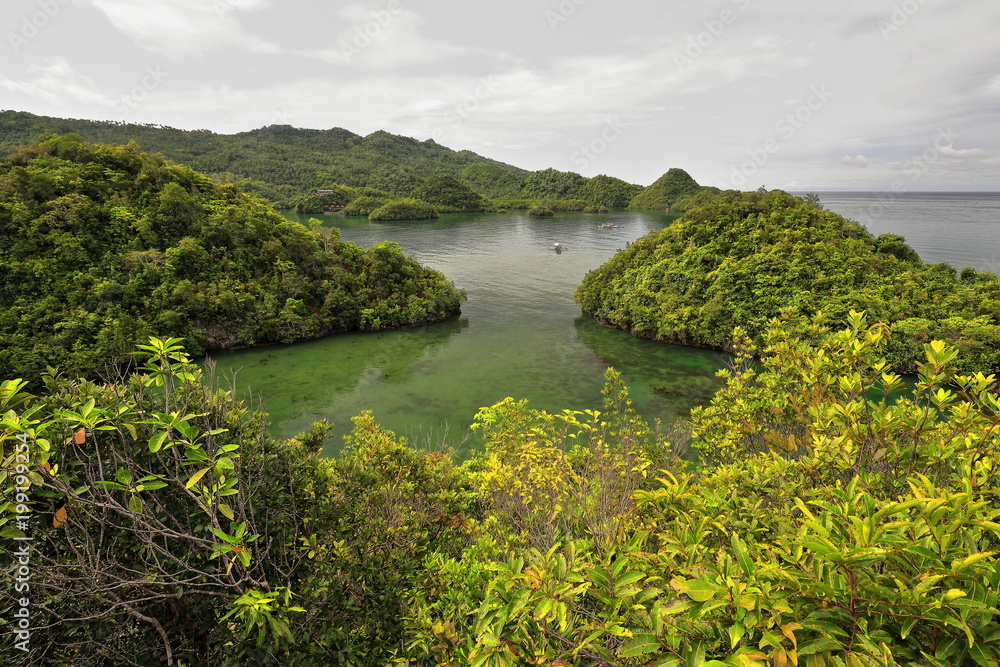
[{"x1": 2, "y1": 0, "x2": 999, "y2": 190}]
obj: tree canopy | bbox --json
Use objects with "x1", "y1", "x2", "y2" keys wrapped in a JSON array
[
  {"x1": 368, "y1": 198, "x2": 440, "y2": 221},
  {"x1": 4, "y1": 317, "x2": 998, "y2": 665},
  {"x1": 0, "y1": 134, "x2": 465, "y2": 382},
  {"x1": 577, "y1": 189, "x2": 1000, "y2": 373},
  {"x1": 409, "y1": 174, "x2": 495, "y2": 213},
  {"x1": 0, "y1": 111, "x2": 528, "y2": 207},
  {"x1": 627, "y1": 167, "x2": 706, "y2": 210}
]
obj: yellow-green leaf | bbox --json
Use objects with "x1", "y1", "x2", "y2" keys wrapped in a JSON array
[{"x1": 186, "y1": 467, "x2": 210, "y2": 489}]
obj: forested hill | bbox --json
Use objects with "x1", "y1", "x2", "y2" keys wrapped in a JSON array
[
  {"x1": 0, "y1": 110, "x2": 530, "y2": 206},
  {"x1": 577, "y1": 189, "x2": 1000, "y2": 374},
  {"x1": 0, "y1": 134, "x2": 466, "y2": 382}
]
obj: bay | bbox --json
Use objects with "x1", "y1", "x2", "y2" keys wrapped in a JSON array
[
  {"x1": 207, "y1": 192, "x2": 1000, "y2": 456},
  {"x1": 208, "y1": 210, "x2": 727, "y2": 456}
]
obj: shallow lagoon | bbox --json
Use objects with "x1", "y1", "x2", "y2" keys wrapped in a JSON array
[
  {"x1": 207, "y1": 210, "x2": 729, "y2": 456},
  {"x1": 208, "y1": 192, "x2": 1000, "y2": 456}
]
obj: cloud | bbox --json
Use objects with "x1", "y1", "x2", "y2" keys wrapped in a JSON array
[
  {"x1": 296, "y1": 7, "x2": 475, "y2": 69},
  {"x1": 85, "y1": 0, "x2": 278, "y2": 58},
  {"x1": 937, "y1": 145, "x2": 987, "y2": 159},
  {"x1": 0, "y1": 57, "x2": 112, "y2": 107},
  {"x1": 839, "y1": 154, "x2": 869, "y2": 168}
]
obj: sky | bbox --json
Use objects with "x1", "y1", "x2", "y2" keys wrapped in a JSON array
[{"x1": 1, "y1": 0, "x2": 999, "y2": 191}]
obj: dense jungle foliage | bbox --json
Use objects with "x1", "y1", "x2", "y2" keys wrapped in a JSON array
[
  {"x1": 0, "y1": 135, "x2": 465, "y2": 383},
  {"x1": 577, "y1": 189, "x2": 1000, "y2": 374},
  {"x1": 409, "y1": 174, "x2": 495, "y2": 213},
  {"x1": 0, "y1": 113, "x2": 675, "y2": 214},
  {"x1": 343, "y1": 194, "x2": 393, "y2": 217},
  {"x1": 626, "y1": 167, "x2": 709, "y2": 211},
  {"x1": 0, "y1": 112, "x2": 528, "y2": 207},
  {"x1": 291, "y1": 185, "x2": 358, "y2": 213},
  {"x1": 3, "y1": 312, "x2": 998, "y2": 666},
  {"x1": 369, "y1": 198, "x2": 441, "y2": 222}
]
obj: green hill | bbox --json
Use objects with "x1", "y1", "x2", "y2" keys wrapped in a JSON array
[
  {"x1": 0, "y1": 134, "x2": 466, "y2": 382},
  {"x1": 627, "y1": 167, "x2": 705, "y2": 210},
  {"x1": 577, "y1": 189, "x2": 1000, "y2": 373},
  {"x1": 0, "y1": 112, "x2": 653, "y2": 214},
  {"x1": 520, "y1": 167, "x2": 588, "y2": 199},
  {"x1": 0, "y1": 110, "x2": 530, "y2": 207},
  {"x1": 369, "y1": 198, "x2": 440, "y2": 221},
  {"x1": 410, "y1": 174, "x2": 495, "y2": 213},
  {"x1": 580, "y1": 174, "x2": 644, "y2": 208}
]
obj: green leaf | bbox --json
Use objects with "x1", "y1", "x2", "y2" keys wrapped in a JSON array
[
  {"x1": 680, "y1": 579, "x2": 718, "y2": 602},
  {"x1": 798, "y1": 638, "x2": 844, "y2": 656},
  {"x1": 211, "y1": 527, "x2": 238, "y2": 544},
  {"x1": 148, "y1": 431, "x2": 168, "y2": 453},
  {"x1": 615, "y1": 570, "x2": 645, "y2": 589},
  {"x1": 900, "y1": 616, "x2": 918, "y2": 640},
  {"x1": 970, "y1": 643, "x2": 998, "y2": 667},
  {"x1": 728, "y1": 622, "x2": 747, "y2": 649},
  {"x1": 607, "y1": 624, "x2": 631, "y2": 637},
  {"x1": 952, "y1": 552, "x2": 996, "y2": 574},
  {"x1": 619, "y1": 634, "x2": 660, "y2": 657},
  {"x1": 128, "y1": 495, "x2": 143, "y2": 514},
  {"x1": 731, "y1": 533, "x2": 753, "y2": 576},
  {"x1": 218, "y1": 503, "x2": 235, "y2": 520},
  {"x1": 185, "y1": 467, "x2": 210, "y2": 489},
  {"x1": 590, "y1": 567, "x2": 612, "y2": 590}
]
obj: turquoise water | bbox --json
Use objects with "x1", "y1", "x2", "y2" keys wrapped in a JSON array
[{"x1": 207, "y1": 210, "x2": 730, "y2": 455}]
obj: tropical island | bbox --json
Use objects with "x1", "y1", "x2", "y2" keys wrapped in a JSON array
[
  {"x1": 1, "y1": 115, "x2": 998, "y2": 667},
  {"x1": 577, "y1": 188, "x2": 1000, "y2": 374},
  {"x1": 0, "y1": 133, "x2": 466, "y2": 383}
]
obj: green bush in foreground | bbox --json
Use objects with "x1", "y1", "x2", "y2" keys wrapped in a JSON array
[
  {"x1": 4, "y1": 314, "x2": 998, "y2": 665},
  {"x1": 527, "y1": 205, "x2": 554, "y2": 217},
  {"x1": 398, "y1": 312, "x2": 1000, "y2": 666},
  {"x1": 369, "y1": 198, "x2": 440, "y2": 221},
  {"x1": 0, "y1": 339, "x2": 475, "y2": 666}
]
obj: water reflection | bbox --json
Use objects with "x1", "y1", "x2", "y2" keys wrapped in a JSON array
[
  {"x1": 572, "y1": 315, "x2": 729, "y2": 419},
  {"x1": 207, "y1": 315, "x2": 468, "y2": 446},
  {"x1": 209, "y1": 209, "x2": 697, "y2": 456}
]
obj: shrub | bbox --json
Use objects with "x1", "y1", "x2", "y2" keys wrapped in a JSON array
[
  {"x1": 369, "y1": 198, "x2": 440, "y2": 221},
  {"x1": 527, "y1": 205, "x2": 554, "y2": 217}
]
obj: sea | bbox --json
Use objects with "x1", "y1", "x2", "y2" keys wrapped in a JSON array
[{"x1": 807, "y1": 191, "x2": 1000, "y2": 273}]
